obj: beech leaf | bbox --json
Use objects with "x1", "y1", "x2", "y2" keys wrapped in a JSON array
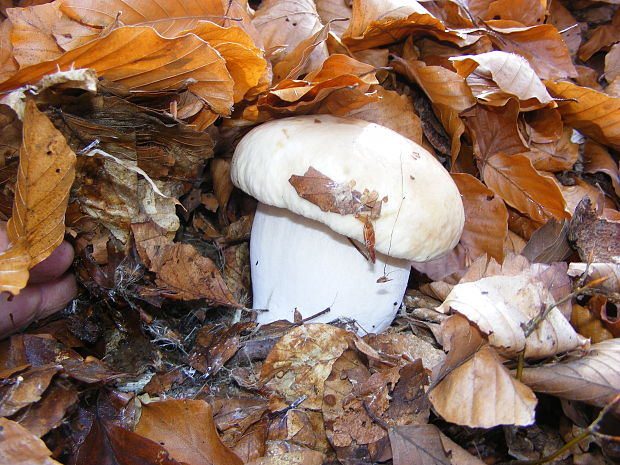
[
  {"x1": 545, "y1": 80, "x2": 620, "y2": 151},
  {"x1": 429, "y1": 346, "x2": 537, "y2": 428},
  {"x1": 0, "y1": 418, "x2": 61, "y2": 465},
  {"x1": 437, "y1": 273, "x2": 587, "y2": 358},
  {"x1": 483, "y1": 153, "x2": 569, "y2": 224},
  {"x1": 520, "y1": 339, "x2": 620, "y2": 407},
  {"x1": 136, "y1": 399, "x2": 243, "y2": 465}
]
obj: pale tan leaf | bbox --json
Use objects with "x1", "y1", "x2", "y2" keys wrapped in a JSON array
[
  {"x1": 253, "y1": 0, "x2": 325, "y2": 64},
  {"x1": 483, "y1": 153, "x2": 569, "y2": 223},
  {"x1": 259, "y1": 324, "x2": 354, "y2": 411},
  {"x1": 605, "y1": 43, "x2": 620, "y2": 83},
  {"x1": 7, "y1": 1, "x2": 97, "y2": 67},
  {"x1": 0, "y1": 239, "x2": 30, "y2": 295},
  {"x1": 520, "y1": 339, "x2": 620, "y2": 407},
  {"x1": 316, "y1": 0, "x2": 351, "y2": 37},
  {"x1": 389, "y1": 424, "x2": 451, "y2": 465},
  {"x1": 247, "y1": 451, "x2": 325, "y2": 465},
  {"x1": 0, "y1": 418, "x2": 61, "y2": 465},
  {"x1": 429, "y1": 346, "x2": 537, "y2": 428},
  {"x1": 0, "y1": 26, "x2": 234, "y2": 116},
  {"x1": 6, "y1": 100, "x2": 76, "y2": 274},
  {"x1": 567, "y1": 262, "x2": 620, "y2": 294},
  {"x1": 436, "y1": 273, "x2": 588, "y2": 358},
  {"x1": 136, "y1": 399, "x2": 243, "y2": 465},
  {"x1": 272, "y1": 22, "x2": 331, "y2": 82},
  {"x1": 485, "y1": 21, "x2": 578, "y2": 80},
  {"x1": 545, "y1": 80, "x2": 620, "y2": 151},
  {"x1": 451, "y1": 51, "x2": 552, "y2": 106}
]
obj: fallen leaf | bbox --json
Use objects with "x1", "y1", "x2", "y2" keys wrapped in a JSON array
[
  {"x1": 483, "y1": 153, "x2": 569, "y2": 224},
  {"x1": 137, "y1": 399, "x2": 242, "y2": 465},
  {"x1": 0, "y1": 417, "x2": 61, "y2": 465},
  {"x1": 389, "y1": 424, "x2": 451, "y2": 465},
  {"x1": 485, "y1": 0, "x2": 547, "y2": 26},
  {"x1": 429, "y1": 345, "x2": 537, "y2": 428},
  {"x1": 485, "y1": 21, "x2": 578, "y2": 80},
  {"x1": 520, "y1": 339, "x2": 620, "y2": 407},
  {"x1": 461, "y1": 100, "x2": 528, "y2": 161},
  {"x1": 578, "y1": 8, "x2": 620, "y2": 61},
  {"x1": 545, "y1": 80, "x2": 620, "y2": 151},
  {"x1": 521, "y1": 218, "x2": 572, "y2": 263},
  {"x1": 189, "y1": 322, "x2": 254, "y2": 376},
  {"x1": 0, "y1": 364, "x2": 61, "y2": 416},
  {"x1": 14, "y1": 380, "x2": 79, "y2": 437},
  {"x1": 0, "y1": 26, "x2": 234, "y2": 117},
  {"x1": 571, "y1": 303, "x2": 614, "y2": 344},
  {"x1": 2, "y1": 100, "x2": 76, "y2": 292},
  {"x1": 437, "y1": 272, "x2": 587, "y2": 358},
  {"x1": 74, "y1": 417, "x2": 183, "y2": 465},
  {"x1": 260, "y1": 324, "x2": 354, "y2": 411},
  {"x1": 247, "y1": 451, "x2": 325, "y2": 465},
  {"x1": 451, "y1": 51, "x2": 553, "y2": 107},
  {"x1": 451, "y1": 173, "x2": 509, "y2": 263},
  {"x1": 582, "y1": 140, "x2": 620, "y2": 197}
]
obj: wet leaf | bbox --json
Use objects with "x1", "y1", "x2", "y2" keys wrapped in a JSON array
[
  {"x1": 0, "y1": 418, "x2": 61, "y2": 465},
  {"x1": 0, "y1": 364, "x2": 61, "y2": 416},
  {"x1": 137, "y1": 399, "x2": 242, "y2": 465},
  {"x1": 521, "y1": 339, "x2": 620, "y2": 407}
]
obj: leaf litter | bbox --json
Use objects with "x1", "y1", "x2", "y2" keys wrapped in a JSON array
[{"x1": 0, "y1": 0, "x2": 619, "y2": 464}]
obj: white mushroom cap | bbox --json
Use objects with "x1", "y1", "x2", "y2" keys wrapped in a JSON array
[{"x1": 231, "y1": 114, "x2": 464, "y2": 262}]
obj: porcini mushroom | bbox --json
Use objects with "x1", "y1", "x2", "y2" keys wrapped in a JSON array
[{"x1": 231, "y1": 115, "x2": 464, "y2": 333}]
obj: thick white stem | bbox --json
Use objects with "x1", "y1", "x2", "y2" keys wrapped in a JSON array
[{"x1": 250, "y1": 203, "x2": 411, "y2": 334}]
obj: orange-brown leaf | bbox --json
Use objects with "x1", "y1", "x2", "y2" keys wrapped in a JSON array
[
  {"x1": 136, "y1": 399, "x2": 243, "y2": 465},
  {"x1": 545, "y1": 80, "x2": 620, "y2": 151},
  {"x1": 452, "y1": 173, "x2": 508, "y2": 263},
  {"x1": 0, "y1": 26, "x2": 234, "y2": 116},
  {"x1": 0, "y1": 418, "x2": 61, "y2": 465},
  {"x1": 7, "y1": 100, "x2": 76, "y2": 272},
  {"x1": 483, "y1": 153, "x2": 569, "y2": 223},
  {"x1": 485, "y1": 21, "x2": 578, "y2": 80}
]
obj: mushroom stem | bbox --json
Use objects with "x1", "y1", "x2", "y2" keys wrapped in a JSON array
[{"x1": 251, "y1": 203, "x2": 411, "y2": 334}]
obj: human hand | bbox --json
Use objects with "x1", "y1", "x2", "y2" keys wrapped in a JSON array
[{"x1": 0, "y1": 224, "x2": 77, "y2": 338}]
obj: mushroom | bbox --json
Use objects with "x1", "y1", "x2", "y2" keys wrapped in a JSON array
[{"x1": 231, "y1": 115, "x2": 464, "y2": 333}]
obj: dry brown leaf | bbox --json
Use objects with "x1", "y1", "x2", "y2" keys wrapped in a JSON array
[
  {"x1": 391, "y1": 55, "x2": 475, "y2": 158},
  {"x1": 579, "y1": 8, "x2": 620, "y2": 61},
  {"x1": 520, "y1": 339, "x2": 620, "y2": 407},
  {"x1": 521, "y1": 218, "x2": 572, "y2": 264},
  {"x1": 583, "y1": 140, "x2": 620, "y2": 197},
  {"x1": 451, "y1": 173, "x2": 508, "y2": 263},
  {"x1": 483, "y1": 153, "x2": 569, "y2": 224},
  {"x1": 343, "y1": 86, "x2": 423, "y2": 144},
  {"x1": 451, "y1": 51, "x2": 553, "y2": 107},
  {"x1": 437, "y1": 272, "x2": 587, "y2": 358},
  {"x1": 6, "y1": 1, "x2": 98, "y2": 67},
  {"x1": 571, "y1": 304, "x2": 614, "y2": 344},
  {"x1": 150, "y1": 242, "x2": 238, "y2": 307},
  {"x1": 545, "y1": 80, "x2": 620, "y2": 151},
  {"x1": 316, "y1": 0, "x2": 351, "y2": 37},
  {"x1": 255, "y1": 54, "x2": 378, "y2": 118},
  {"x1": 485, "y1": 21, "x2": 578, "y2": 80},
  {"x1": 342, "y1": 0, "x2": 472, "y2": 51},
  {"x1": 136, "y1": 399, "x2": 242, "y2": 465},
  {"x1": 272, "y1": 23, "x2": 331, "y2": 83},
  {"x1": 605, "y1": 43, "x2": 620, "y2": 83},
  {"x1": 568, "y1": 262, "x2": 620, "y2": 294},
  {"x1": 524, "y1": 107, "x2": 563, "y2": 144},
  {"x1": 260, "y1": 324, "x2": 354, "y2": 411},
  {"x1": 61, "y1": 0, "x2": 258, "y2": 40},
  {"x1": 253, "y1": 0, "x2": 325, "y2": 64},
  {"x1": 0, "y1": 19, "x2": 18, "y2": 84},
  {"x1": 485, "y1": 0, "x2": 547, "y2": 26},
  {"x1": 0, "y1": 26, "x2": 234, "y2": 117},
  {"x1": 0, "y1": 100, "x2": 75, "y2": 294},
  {"x1": 389, "y1": 424, "x2": 451, "y2": 465},
  {"x1": 462, "y1": 101, "x2": 528, "y2": 161},
  {"x1": 429, "y1": 345, "x2": 537, "y2": 428},
  {"x1": 0, "y1": 418, "x2": 61, "y2": 465}
]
